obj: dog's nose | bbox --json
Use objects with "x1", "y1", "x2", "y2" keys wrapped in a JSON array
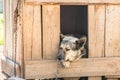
[
  {"x1": 57, "y1": 54, "x2": 62, "y2": 61},
  {"x1": 57, "y1": 57, "x2": 62, "y2": 61}
]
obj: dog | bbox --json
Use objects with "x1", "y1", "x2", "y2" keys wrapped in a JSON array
[{"x1": 57, "y1": 34, "x2": 87, "y2": 68}]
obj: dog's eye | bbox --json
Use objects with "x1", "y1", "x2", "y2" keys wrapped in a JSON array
[
  {"x1": 66, "y1": 48, "x2": 70, "y2": 51},
  {"x1": 60, "y1": 47, "x2": 62, "y2": 49}
]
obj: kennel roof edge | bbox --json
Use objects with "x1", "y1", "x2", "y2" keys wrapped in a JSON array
[{"x1": 25, "y1": 0, "x2": 120, "y2": 5}]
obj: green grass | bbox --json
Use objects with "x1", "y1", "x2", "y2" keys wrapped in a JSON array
[{"x1": 0, "y1": 13, "x2": 4, "y2": 45}]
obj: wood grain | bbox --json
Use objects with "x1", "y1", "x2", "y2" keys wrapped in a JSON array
[
  {"x1": 32, "y1": 5, "x2": 42, "y2": 60},
  {"x1": 107, "y1": 79, "x2": 118, "y2": 80},
  {"x1": 23, "y1": 4, "x2": 33, "y2": 60},
  {"x1": 3, "y1": 0, "x2": 7, "y2": 57},
  {"x1": 88, "y1": 5, "x2": 105, "y2": 58},
  {"x1": 105, "y1": 5, "x2": 120, "y2": 57},
  {"x1": 10, "y1": 0, "x2": 17, "y2": 62},
  {"x1": 25, "y1": 57, "x2": 120, "y2": 79},
  {"x1": 1, "y1": 57, "x2": 20, "y2": 77},
  {"x1": 88, "y1": 5, "x2": 105, "y2": 80},
  {"x1": 5, "y1": 0, "x2": 13, "y2": 60},
  {"x1": 105, "y1": 5, "x2": 120, "y2": 80},
  {"x1": 106, "y1": 76, "x2": 120, "y2": 79},
  {"x1": 15, "y1": 0, "x2": 25, "y2": 77},
  {"x1": 25, "y1": 0, "x2": 120, "y2": 5},
  {"x1": 42, "y1": 5, "x2": 60, "y2": 60}
]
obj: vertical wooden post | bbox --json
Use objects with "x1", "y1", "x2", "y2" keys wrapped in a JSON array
[
  {"x1": 23, "y1": 2, "x2": 42, "y2": 60},
  {"x1": 10, "y1": 0, "x2": 18, "y2": 61},
  {"x1": 23, "y1": 1, "x2": 42, "y2": 79},
  {"x1": 42, "y1": 5, "x2": 60, "y2": 60},
  {"x1": 2, "y1": 0, "x2": 25, "y2": 77},
  {"x1": 23, "y1": 4, "x2": 33, "y2": 60},
  {"x1": 15, "y1": 0, "x2": 24, "y2": 77},
  {"x1": 105, "y1": 5, "x2": 120, "y2": 80},
  {"x1": 3, "y1": 0, "x2": 6, "y2": 57},
  {"x1": 88, "y1": 5, "x2": 106, "y2": 80},
  {"x1": 105, "y1": 5, "x2": 120, "y2": 57},
  {"x1": 5, "y1": 0, "x2": 13, "y2": 59},
  {"x1": 32, "y1": 5, "x2": 42, "y2": 60}
]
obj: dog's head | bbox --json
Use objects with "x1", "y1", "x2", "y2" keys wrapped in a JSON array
[{"x1": 57, "y1": 34, "x2": 87, "y2": 68}]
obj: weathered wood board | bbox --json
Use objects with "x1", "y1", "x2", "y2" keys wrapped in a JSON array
[
  {"x1": 105, "y1": 5, "x2": 120, "y2": 80},
  {"x1": 42, "y1": 5, "x2": 60, "y2": 60},
  {"x1": 88, "y1": 5, "x2": 105, "y2": 80},
  {"x1": 1, "y1": 57, "x2": 20, "y2": 77},
  {"x1": 105, "y1": 5, "x2": 120, "y2": 57},
  {"x1": 4, "y1": 0, "x2": 13, "y2": 60},
  {"x1": 32, "y1": 5, "x2": 42, "y2": 60},
  {"x1": 25, "y1": 57, "x2": 120, "y2": 79},
  {"x1": 23, "y1": 4, "x2": 33, "y2": 60},
  {"x1": 25, "y1": 0, "x2": 120, "y2": 5}
]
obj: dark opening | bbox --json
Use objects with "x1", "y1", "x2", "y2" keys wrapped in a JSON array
[
  {"x1": 60, "y1": 5, "x2": 88, "y2": 57},
  {"x1": 60, "y1": 6, "x2": 88, "y2": 80},
  {"x1": 60, "y1": 5, "x2": 88, "y2": 36}
]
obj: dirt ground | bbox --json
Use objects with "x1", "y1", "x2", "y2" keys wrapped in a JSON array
[{"x1": 0, "y1": 45, "x2": 6, "y2": 80}]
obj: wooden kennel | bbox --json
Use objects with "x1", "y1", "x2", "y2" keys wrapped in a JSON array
[{"x1": 2, "y1": 0, "x2": 120, "y2": 80}]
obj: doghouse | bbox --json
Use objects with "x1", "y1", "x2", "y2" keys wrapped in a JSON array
[{"x1": 2, "y1": 0, "x2": 120, "y2": 80}]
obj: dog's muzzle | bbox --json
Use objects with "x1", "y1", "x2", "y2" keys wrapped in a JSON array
[{"x1": 57, "y1": 53, "x2": 71, "y2": 68}]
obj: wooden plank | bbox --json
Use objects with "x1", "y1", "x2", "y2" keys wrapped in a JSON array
[
  {"x1": 4, "y1": 0, "x2": 8, "y2": 58},
  {"x1": 25, "y1": 57, "x2": 120, "y2": 79},
  {"x1": 16, "y1": 15, "x2": 24, "y2": 77},
  {"x1": 106, "y1": 76, "x2": 120, "y2": 79},
  {"x1": 88, "y1": 77, "x2": 101, "y2": 80},
  {"x1": 2, "y1": 0, "x2": 21, "y2": 77},
  {"x1": 10, "y1": 0, "x2": 18, "y2": 63},
  {"x1": 7, "y1": 0, "x2": 14, "y2": 60},
  {"x1": 23, "y1": 4, "x2": 33, "y2": 60},
  {"x1": 105, "y1": 5, "x2": 120, "y2": 80},
  {"x1": 88, "y1": 4, "x2": 105, "y2": 80},
  {"x1": 4, "y1": 0, "x2": 17, "y2": 60},
  {"x1": 88, "y1": 5, "x2": 105, "y2": 57},
  {"x1": 32, "y1": 5, "x2": 42, "y2": 60},
  {"x1": 25, "y1": 0, "x2": 120, "y2": 5},
  {"x1": 10, "y1": 0, "x2": 17, "y2": 62},
  {"x1": 5, "y1": 0, "x2": 13, "y2": 59},
  {"x1": 105, "y1": 5, "x2": 120, "y2": 57},
  {"x1": 15, "y1": 0, "x2": 25, "y2": 77},
  {"x1": 3, "y1": 0, "x2": 7, "y2": 57},
  {"x1": 1, "y1": 56, "x2": 20, "y2": 77},
  {"x1": 88, "y1": 5, "x2": 105, "y2": 80},
  {"x1": 42, "y1": 5, "x2": 60, "y2": 60},
  {"x1": 107, "y1": 79, "x2": 118, "y2": 80},
  {"x1": 11, "y1": 0, "x2": 24, "y2": 77}
]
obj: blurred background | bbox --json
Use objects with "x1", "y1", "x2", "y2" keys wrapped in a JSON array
[
  {"x1": 0, "y1": 0, "x2": 5, "y2": 80},
  {"x1": 0, "y1": 0, "x2": 3, "y2": 45}
]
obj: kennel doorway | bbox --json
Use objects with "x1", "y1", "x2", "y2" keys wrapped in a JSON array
[
  {"x1": 60, "y1": 5, "x2": 88, "y2": 36},
  {"x1": 2, "y1": 0, "x2": 120, "y2": 80}
]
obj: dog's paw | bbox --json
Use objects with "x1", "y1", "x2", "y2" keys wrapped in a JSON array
[{"x1": 62, "y1": 61, "x2": 70, "y2": 68}]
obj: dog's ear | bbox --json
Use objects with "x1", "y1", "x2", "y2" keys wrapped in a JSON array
[
  {"x1": 60, "y1": 33, "x2": 66, "y2": 39},
  {"x1": 76, "y1": 36, "x2": 87, "y2": 49}
]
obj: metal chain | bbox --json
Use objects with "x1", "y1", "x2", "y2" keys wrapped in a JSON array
[
  {"x1": 13, "y1": 1, "x2": 18, "y2": 77},
  {"x1": 13, "y1": 0, "x2": 21, "y2": 77},
  {"x1": 55, "y1": 60, "x2": 62, "y2": 80}
]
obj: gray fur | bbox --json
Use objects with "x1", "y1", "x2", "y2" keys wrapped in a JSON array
[{"x1": 57, "y1": 34, "x2": 87, "y2": 68}]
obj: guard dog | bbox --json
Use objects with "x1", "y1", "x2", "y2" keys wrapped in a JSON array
[{"x1": 57, "y1": 34, "x2": 87, "y2": 68}]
